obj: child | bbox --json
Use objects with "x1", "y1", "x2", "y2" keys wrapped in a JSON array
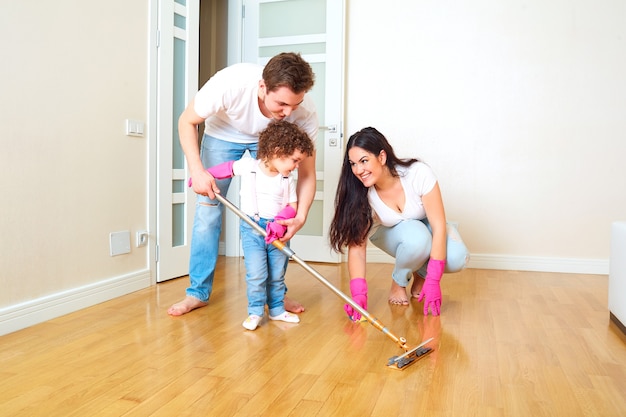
[{"x1": 205, "y1": 120, "x2": 315, "y2": 330}]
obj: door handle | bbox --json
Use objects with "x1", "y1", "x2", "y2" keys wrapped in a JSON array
[{"x1": 320, "y1": 124, "x2": 337, "y2": 133}]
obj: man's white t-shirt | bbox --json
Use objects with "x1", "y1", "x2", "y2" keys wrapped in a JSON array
[
  {"x1": 233, "y1": 158, "x2": 297, "y2": 219},
  {"x1": 193, "y1": 63, "x2": 318, "y2": 143},
  {"x1": 368, "y1": 162, "x2": 438, "y2": 228}
]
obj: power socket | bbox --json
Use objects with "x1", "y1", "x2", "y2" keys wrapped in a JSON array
[{"x1": 136, "y1": 231, "x2": 149, "y2": 247}]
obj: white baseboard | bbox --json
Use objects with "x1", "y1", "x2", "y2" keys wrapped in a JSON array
[
  {"x1": 0, "y1": 269, "x2": 151, "y2": 336},
  {"x1": 366, "y1": 248, "x2": 609, "y2": 275}
]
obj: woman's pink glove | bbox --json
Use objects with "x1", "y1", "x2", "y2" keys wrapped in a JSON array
[
  {"x1": 344, "y1": 278, "x2": 368, "y2": 322},
  {"x1": 265, "y1": 206, "x2": 296, "y2": 243},
  {"x1": 417, "y1": 259, "x2": 445, "y2": 316}
]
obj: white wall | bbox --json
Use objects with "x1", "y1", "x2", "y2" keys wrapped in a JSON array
[{"x1": 345, "y1": 0, "x2": 626, "y2": 272}]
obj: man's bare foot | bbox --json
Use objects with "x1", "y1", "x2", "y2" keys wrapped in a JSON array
[
  {"x1": 284, "y1": 296, "x2": 305, "y2": 314},
  {"x1": 388, "y1": 281, "x2": 409, "y2": 305},
  {"x1": 167, "y1": 296, "x2": 207, "y2": 316},
  {"x1": 411, "y1": 272, "x2": 425, "y2": 299}
]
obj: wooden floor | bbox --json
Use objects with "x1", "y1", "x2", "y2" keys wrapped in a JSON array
[{"x1": 1, "y1": 257, "x2": 626, "y2": 417}]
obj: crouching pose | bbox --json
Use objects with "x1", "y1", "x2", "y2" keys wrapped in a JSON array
[{"x1": 329, "y1": 127, "x2": 469, "y2": 318}]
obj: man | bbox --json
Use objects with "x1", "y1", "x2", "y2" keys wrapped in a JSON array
[{"x1": 168, "y1": 52, "x2": 317, "y2": 316}]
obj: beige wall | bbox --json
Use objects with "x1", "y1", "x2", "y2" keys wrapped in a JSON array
[
  {"x1": 0, "y1": 1, "x2": 151, "y2": 327},
  {"x1": 1, "y1": 0, "x2": 625, "y2": 334}
]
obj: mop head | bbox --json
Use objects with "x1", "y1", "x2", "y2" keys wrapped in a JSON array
[{"x1": 387, "y1": 344, "x2": 433, "y2": 370}]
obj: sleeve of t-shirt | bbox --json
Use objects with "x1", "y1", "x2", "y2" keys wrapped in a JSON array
[
  {"x1": 193, "y1": 69, "x2": 234, "y2": 119},
  {"x1": 409, "y1": 162, "x2": 438, "y2": 196},
  {"x1": 231, "y1": 157, "x2": 255, "y2": 177},
  {"x1": 296, "y1": 95, "x2": 319, "y2": 140}
]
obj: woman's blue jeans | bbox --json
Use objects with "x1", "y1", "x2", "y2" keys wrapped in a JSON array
[
  {"x1": 369, "y1": 219, "x2": 470, "y2": 287},
  {"x1": 186, "y1": 134, "x2": 257, "y2": 302},
  {"x1": 240, "y1": 218, "x2": 290, "y2": 317}
]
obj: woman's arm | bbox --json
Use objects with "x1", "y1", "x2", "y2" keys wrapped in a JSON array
[
  {"x1": 422, "y1": 182, "x2": 447, "y2": 260},
  {"x1": 345, "y1": 242, "x2": 368, "y2": 321},
  {"x1": 347, "y1": 242, "x2": 368, "y2": 279}
]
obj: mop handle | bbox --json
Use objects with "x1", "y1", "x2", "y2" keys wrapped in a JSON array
[{"x1": 214, "y1": 193, "x2": 411, "y2": 351}]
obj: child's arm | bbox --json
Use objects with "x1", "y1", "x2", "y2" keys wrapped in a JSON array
[
  {"x1": 187, "y1": 160, "x2": 235, "y2": 187},
  {"x1": 206, "y1": 160, "x2": 234, "y2": 180}
]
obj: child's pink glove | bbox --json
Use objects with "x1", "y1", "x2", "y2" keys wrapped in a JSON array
[
  {"x1": 207, "y1": 160, "x2": 234, "y2": 180},
  {"x1": 265, "y1": 206, "x2": 296, "y2": 243},
  {"x1": 417, "y1": 259, "x2": 445, "y2": 316},
  {"x1": 344, "y1": 278, "x2": 368, "y2": 322},
  {"x1": 187, "y1": 160, "x2": 234, "y2": 187}
]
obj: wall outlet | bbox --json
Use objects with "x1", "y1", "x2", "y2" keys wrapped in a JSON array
[
  {"x1": 110, "y1": 231, "x2": 131, "y2": 256},
  {"x1": 136, "y1": 231, "x2": 149, "y2": 248}
]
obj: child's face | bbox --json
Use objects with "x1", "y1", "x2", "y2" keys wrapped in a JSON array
[{"x1": 269, "y1": 150, "x2": 306, "y2": 176}]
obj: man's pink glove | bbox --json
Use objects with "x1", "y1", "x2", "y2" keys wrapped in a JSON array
[
  {"x1": 187, "y1": 160, "x2": 234, "y2": 187},
  {"x1": 265, "y1": 206, "x2": 296, "y2": 244},
  {"x1": 344, "y1": 278, "x2": 367, "y2": 322},
  {"x1": 417, "y1": 259, "x2": 445, "y2": 316}
]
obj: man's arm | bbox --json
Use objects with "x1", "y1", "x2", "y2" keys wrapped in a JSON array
[
  {"x1": 178, "y1": 98, "x2": 220, "y2": 199},
  {"x1": 279, "y1": 150, "x2": 316, "y2": 241}
]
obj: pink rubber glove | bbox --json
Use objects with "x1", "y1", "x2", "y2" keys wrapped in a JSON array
[
  {"x1": 344, "y1": 278, "x2": 367, "y2": 322},
  {"x1": 265, "y1": 206, "x2": 296, "y2": 243},
  {"x1": 417, "y1": 259, "x2": 445, "y2": 316},
  {"x1": 207, "y1": 160, "x2": 234, "y2": 180},
  {"x1": 187, "y1": 160, "x2": 234, "y2": 187}
]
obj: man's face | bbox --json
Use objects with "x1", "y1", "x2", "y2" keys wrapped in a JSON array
[{"x1": 259, "y1": 82, "x2": 305, "y2": 120}]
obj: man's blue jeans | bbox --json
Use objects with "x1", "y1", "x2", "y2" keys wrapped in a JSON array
[
  {"x1": 186, "y1": 134, "x2": 257, "y2": 302},
  {"x1": 240, "y1": 218, "x2": 290, "y2": 317}
]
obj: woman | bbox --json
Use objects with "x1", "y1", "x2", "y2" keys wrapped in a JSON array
[{"x1": 329, "y1": 127, "x2": 469, "y2": 317}]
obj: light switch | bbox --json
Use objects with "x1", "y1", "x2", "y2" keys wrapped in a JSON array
[{"x1": 125, "y1": 119, "x2": 144, "y2": 137}]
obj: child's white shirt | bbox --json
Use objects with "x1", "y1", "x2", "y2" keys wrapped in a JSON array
[{"x1": 233, "y1": 157, "x2": 297, "y2": 219}]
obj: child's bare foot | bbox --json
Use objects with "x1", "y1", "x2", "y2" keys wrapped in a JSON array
[
  {"x1": 167, "y1": 296, "x2": 207, "y2": 316},
  {"x1": 411, "y1": 272, "x2": 425, "y2": 299},
  {"x1": 285, "y1": 296, "x2": 305, "y2": 313},
  {"x1": 388, "y1": 281, "x2": 409, "y2": 305}
]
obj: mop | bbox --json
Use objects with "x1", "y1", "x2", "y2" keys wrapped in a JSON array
[{"x1": 214, "y1": 193, "x2": 433, "y2": 370}]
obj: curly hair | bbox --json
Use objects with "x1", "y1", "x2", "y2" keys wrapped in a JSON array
[
  {"x1": 257, "y1": 120, "x2": 315, "y2": 161},
  {"x1": 329, "y1": 127, "x2": 418, "y2": 253},
  {"x1": 262, "y1": 52, "x2": 315, "y2": 94}
]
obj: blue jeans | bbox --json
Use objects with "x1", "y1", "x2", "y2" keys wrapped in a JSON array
[
  {"x1": 369, "y1": 219, "x2": 470, "y2": 287},
  {"x1": 186, "y1": 134, "x2": 258, "y2": 302},
  {"x1": 240, "y1": 218, "x2": 290, "y2": 317}
]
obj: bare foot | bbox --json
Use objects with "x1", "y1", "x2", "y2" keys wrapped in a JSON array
[
  {"x1": 388, "y1": 281, "x2": 409, "y2": 305},
  {"x1": 167, "y1": 296, "x2": 207, "y2": 316},
  {"x1": 284, "y1": 296, "x2": 305, "y2": 314},
  {"x1": 411, "y1": 272, "x2": 425, "y2": 299}
]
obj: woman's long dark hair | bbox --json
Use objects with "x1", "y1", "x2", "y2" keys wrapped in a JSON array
[{"x1": 329, "y1": 127, "x2": 418, "y2": 253}]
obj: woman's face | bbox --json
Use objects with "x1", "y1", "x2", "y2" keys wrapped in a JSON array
[{"x1": 347, "y1": 146, "x2": 386, "y2": 188}]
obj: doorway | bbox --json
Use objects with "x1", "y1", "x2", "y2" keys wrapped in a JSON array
[{"x1": 152, "y1": 0, "x2": 344, "y2": 282}]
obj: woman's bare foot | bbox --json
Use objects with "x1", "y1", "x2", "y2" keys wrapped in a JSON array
[
  {"x1": 388, "y1": 281, "x2": 409, "y2": 305},
  {"x1": 284, "y1": 296, "x2": 305, "y2": 313},
  {"x1": 167, "y1": 296, "x2": 208, "y2": 316},
  {"x1": 411, "y1": 272, "x2": 425, "y2": 299}
]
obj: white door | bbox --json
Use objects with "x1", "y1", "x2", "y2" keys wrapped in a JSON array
[
  {"x1": 240, "y1": 0, "x2": 344, "y2": 263},
  {"x1": 155, "y1": 0, "x2": 199, "y2": 282}
]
